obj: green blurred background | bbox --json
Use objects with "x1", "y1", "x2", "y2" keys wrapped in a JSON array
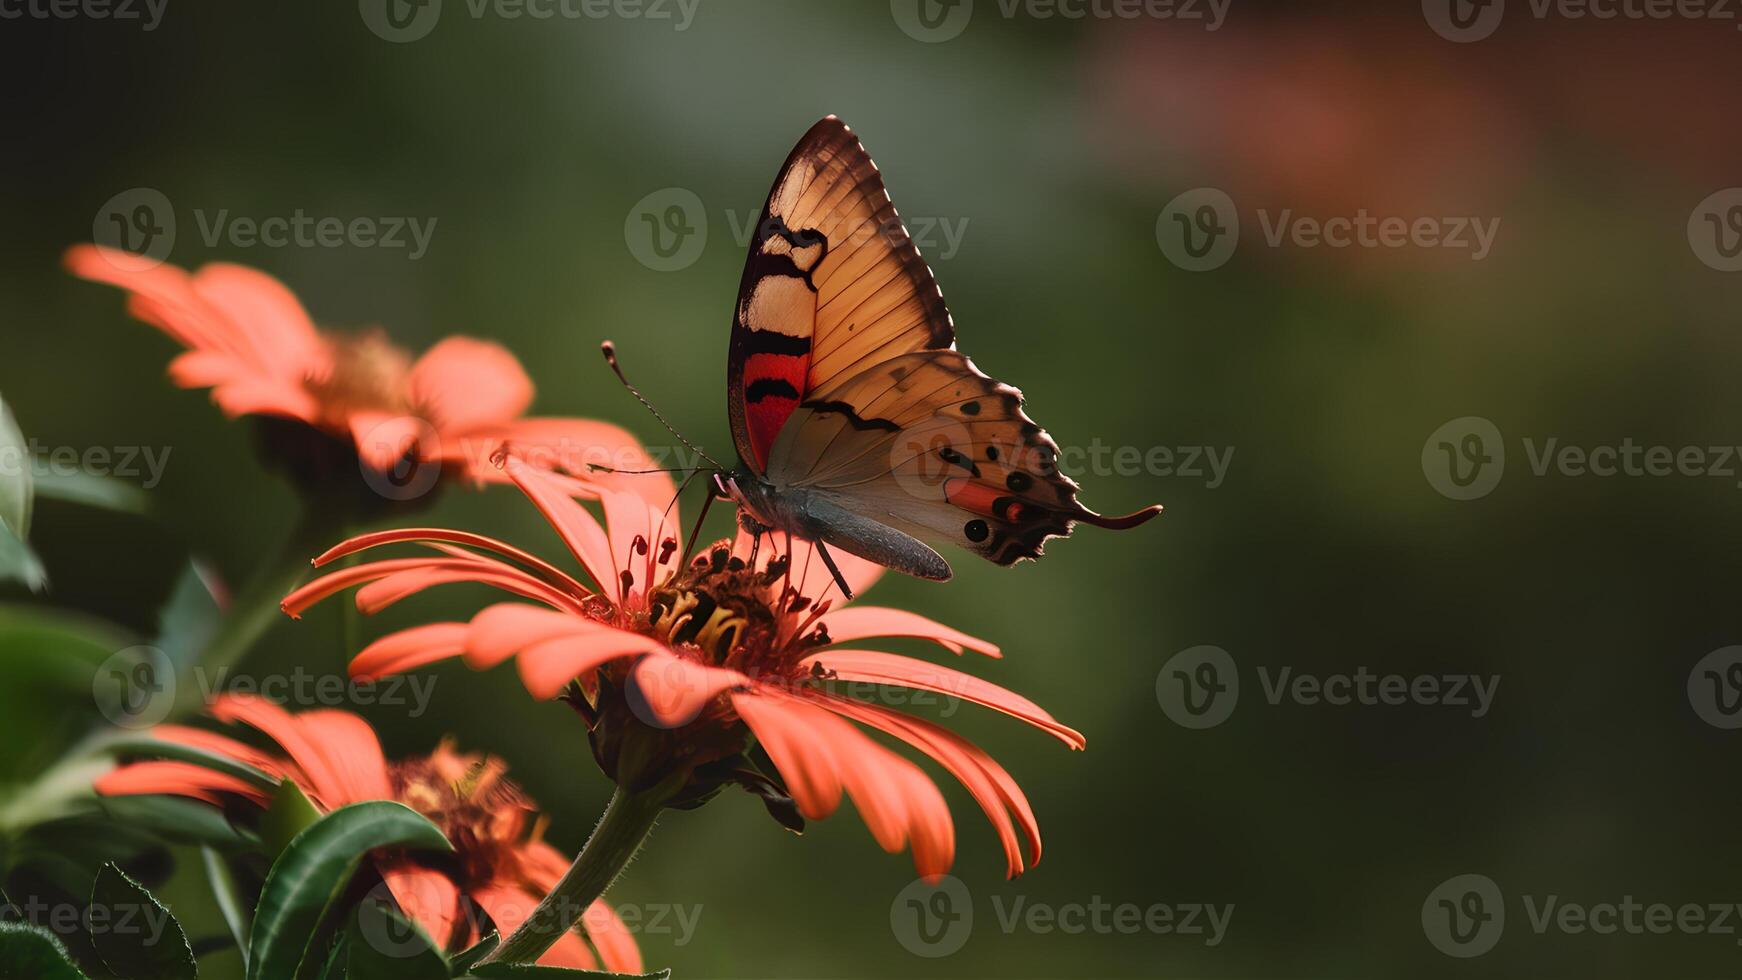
[{"x1": 5, "y1": 2, "x2": 1742, "y2": 976}]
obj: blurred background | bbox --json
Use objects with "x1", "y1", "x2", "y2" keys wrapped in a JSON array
[{"x1": 5, "y1": 2, "x2": 1742, "y2": 976}]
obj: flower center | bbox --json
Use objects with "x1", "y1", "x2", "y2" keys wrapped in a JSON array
[
  {"x1": 309, "y1": 328, "x2": 415, "y2": 425},
  {"x1": 390, "y1": 751, "x2": 532, "y2": 887}
]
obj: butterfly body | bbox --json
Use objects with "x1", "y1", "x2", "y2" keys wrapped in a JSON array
[{"x1": 721, "y1": 116, "x2": 1161, "y2": 586}]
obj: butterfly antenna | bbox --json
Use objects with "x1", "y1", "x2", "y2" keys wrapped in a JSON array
[{"x1": 600, "y1": 341, "x2": 723, "y2": 471}]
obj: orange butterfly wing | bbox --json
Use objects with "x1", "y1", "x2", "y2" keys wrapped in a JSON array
[
  {"x1": 726, "y1": 116, "x2": 953, "y2": 475},
  {"x1": 729, "y1": 117, "x2": 1160, "y2": 568}
]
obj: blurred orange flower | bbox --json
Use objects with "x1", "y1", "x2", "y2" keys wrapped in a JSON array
[
  {"x1": 96, "y1": 694, "x2": 641, "y2": 972},
  {"x1": 283, "y1": 448, "x2": 1082, "y2": 881},
  {"x1": 64, "y1": 245, "x2": 650, "y2": 500}
]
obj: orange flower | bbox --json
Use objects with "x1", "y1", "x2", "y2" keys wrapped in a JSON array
[
  {"x1": 96, "y1": 694, "x2": 641, "y2": 972},
  {"x1": 283, "y1": 446, "x2": 1084, "y2": 881},
  {"x1": 64, "y1": 245, "x2": 650, "y2": 499}
]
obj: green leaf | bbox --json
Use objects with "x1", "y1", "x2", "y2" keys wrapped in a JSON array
[
  {"x1": 311, "y1": 934, "x2": 347, "y2": 980},
  {"x1": 0, "y1": 606, "x2": 132, "y2": 786},
  {"x1": 246, "y1": 801, "x2": 451, "y2": 980},
  {"x1": 31, "y1": 469, "x2": 150, "y2": 515},
  {"x1": 89, "y1": 863, "x2": 197, "y2": 980},
  {"x1": 259, "y1": 781, "x2": 323, "y2": 861},
  {"x1": 462, "y1": 966, "x2": 669, "y2": 979},
  {"x1": 345, "y1": 900, "x2": 447, "y2": 980},
  {"x1": 97, "y1": 795, "x2": 258, "y2": 851},
  {"x1": 95, "y1": 733, "x2": 279, "y2": 795},
  {"x1": 0, "y1": 396, "x2": 33, "y2": 545},
  {"x1": 200, "y1": 848, "x2": 250, "y2": 964},
  {"x1": 0, "y1": 395, "x2": 44, "y2": 593},
  {"x1": 0, "y1": 920, "x2": 93, "y2": 979},
  {"x1": 153, "y1": 563, "x2": 221, "y2": 673}
]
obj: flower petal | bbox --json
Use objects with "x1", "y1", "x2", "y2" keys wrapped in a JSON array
[
  {"x1": 813, "y1": 606, "x2": 1001, "y2": 658},
  {"x1": 799, "y1": 649, "x2": 1082, "y2": 749},
  {"x1": 349, "y1": 411, "x2": 430, "y2": 473},
  {"x1": 208, "y1": 694, "x2": 350, "y2": 809},
  {"x1": 469, "y1": 885, "x2": 598, "y2": 970},
  {"x1": 516, "y1": 629, "x2": 665, "y2": 701},
  {"x1": 95, "y1": 761, "x2": 271, "y2": 807},
  {"x1": 409, "y1": 337, "x2": 534, "y2": 434},
  {"x1": 379, "y1": 860, "x2": 462, "y2": 952},
  {"x1": 352, "y1": 622, "x2": 470, "y2": 680},
  {"x1": 627, "y1": 651, "x2": 750, "y2": 728},
  {"x1": 822, "y1": 694, "x2": 1042, "y2": 876},
  {"x1": 498, "y1": 454, "x2": 617, "y2": 597}
]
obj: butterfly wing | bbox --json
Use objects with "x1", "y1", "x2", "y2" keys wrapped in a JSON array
[
  {"x1": 729, "y1": 117, "x2": 1161, "y2": 573},
  {"x1": 726, "y1": 116, "x2": 953, "y2": 476},
  {"x1": 770, "y1": 350, "x2": 1160, "y2": 567}
]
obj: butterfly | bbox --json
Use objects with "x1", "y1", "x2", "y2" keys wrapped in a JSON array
[
  {"x1": 607, "y1": 116, "x2": 1161, "y2": 598},
  {"x1": 705, "y1": 115, "x2": 1164, "y2": 596}
]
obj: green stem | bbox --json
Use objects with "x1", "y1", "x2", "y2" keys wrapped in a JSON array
[
  {"x1": 172, "y1": 504, "x2": 348, "y2": 719},
  {"x1": 485, "y1": 786, "x2": 665, "y2": 965}
]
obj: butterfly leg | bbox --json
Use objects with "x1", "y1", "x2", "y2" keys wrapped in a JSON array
[{"x1": 812, "y1": 539, "x2": 855, "y2": 602}]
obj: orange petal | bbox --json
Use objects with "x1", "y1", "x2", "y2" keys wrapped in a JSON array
[
  {"x1": 498, "y1": 455, "x2": 617, "y2": 597},
  {"x1": 95, "y1": 760, "x2": 272, "y2": 807},
  {"x1": 209, "y1": 694, "x2": 348, "y2": 809},
  {"x1": 409, "y1": 337, "x2": 534, "y2": 434},
  {"x1": 379, "y1": 860, "x2": 462, "y2": 952},
  {"x1": 352, "y1": 623, "x2": 470, "y2": 680},
  {"x1": 291, "y1": 710, "x2": 391, "y2": 807},
  {"x1": 797, "y1": 649, "x2": 1082, "y2": 748},
  {"x1": 627, "y1": 652, "x2": 750, "y2": 728},
  {"x1": 813, "y1": 606, "x2": 1001, "y2": 658},
  {"x1": 516, "y1": 630, "x2": 664, "y2": 701}
]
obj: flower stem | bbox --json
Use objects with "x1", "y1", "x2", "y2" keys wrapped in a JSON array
[
  {"x1": 485, "y1": 786, "x2": 665, "y2": 965},
  {"x1": 172, "y1": 504, "x2": 347, "y2": 718}
]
